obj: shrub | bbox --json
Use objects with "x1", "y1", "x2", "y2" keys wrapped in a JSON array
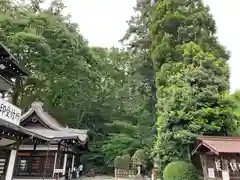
[
  {"x1": 122, "y1": 154, "x2": 131, "y2": 170},
  {"x1": 163, "y1": 161, "x2": 199, "y2": 180},
  {"x1": 133, "y1": 149, "x2": 147, "y2": 167},
  {"x1": 114, "y1": 156, "x2": 125, "y2": 169}
]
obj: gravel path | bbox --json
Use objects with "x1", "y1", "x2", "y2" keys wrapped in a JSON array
[
  {"x1": 79, "y1": 175, "x2": 150, "y2": 180},
  {"x1": 80, "y1": 176, "x2": 114, "y2": 180},
  {"x1": 79, "y1": 176, "x2": 129, "y2": 180}
]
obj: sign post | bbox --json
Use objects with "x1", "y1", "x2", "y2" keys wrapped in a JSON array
[
  {"x1": 152, "y1": 168, "x2": 156, "y2": 180},
  {"x1": 222, "y1": 171, "x2": 230, "y2": 180}
]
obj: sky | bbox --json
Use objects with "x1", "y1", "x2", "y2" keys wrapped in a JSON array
[{"x1": 62, "y1": 0, "x2": 239, "y2": 93}]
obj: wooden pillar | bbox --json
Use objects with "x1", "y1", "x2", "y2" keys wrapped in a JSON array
[
  {"x1": 6, "y1": 141, "x2": 20, "y2": 180},
  {"x1": 200, "y1": 154, "x2": 208, "y2": 180},
  {"x1": 222, "y1": 158, "x2": 230, "y2": 180},
  {"x1": 52, "y1": 152, "x2": 58, "y2": 177},
  {"x1": 62, "y1": 153, "x2": 68, "y2": 175},
  {"x1": 71, "y1": 154, "x2": 75, "y2": 171},
  {"x1": 222, "y1": 158, "x2": 229, "y2": 171},
  {"x1": 5, "y1": 149, "x2": 17, "y2": 180}
]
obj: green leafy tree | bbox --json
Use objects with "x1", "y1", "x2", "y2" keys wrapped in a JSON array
[
  {"x1": 87, "y1": 47, "x2": 154, "y2": 171},
  {"x1": 133, "y1": 149, "x2": 147, "y2": 167},
  {"x1": 122, "y1": 0, "x2": 156, "y2": 132},
  {"x1": 228, "y1": 90, "x2": 240, "y2": 136},
  {"x1": 150, "y1": 0, "x2": 237, "y2": 175}
]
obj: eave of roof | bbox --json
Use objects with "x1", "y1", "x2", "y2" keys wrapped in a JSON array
[
  {"x1": 192, "y1": 136, "x2": 240, "y2": 155},
  {"x1": 0, "y1": 42, "x2": 28, "y2": 76},
  {"x1": 27, "y1": 128, "x2": 88, "y2": 144},
  {"x1": 20, "y1": 102, "x2": 88, "y2": 144},
  {"x1": 0, "y1": 118, "x2": 50, "y2": 142},
  {"x1": 0, "y1": 75, "x2": 13, "y2": 92}
]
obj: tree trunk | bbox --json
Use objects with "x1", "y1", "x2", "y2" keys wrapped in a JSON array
[{"x1": 11, "y1": 76, "x2": 21, "y2": 105}]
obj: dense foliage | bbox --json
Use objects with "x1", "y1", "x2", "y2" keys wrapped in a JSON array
[
  {"x1": 150, "y1": 0, "x2": 238, "y2": 175},
  {"x1": 133, "y1": 149, "x2": 147, "y2": 167},
  {"x1": 114, "y1": 156, "x2": 125, "y2": 169},
  {"x1": 1, "y1": 0, "x2": 239, "y2": 177},
  {"x1": 163, "y1": 161, "x2": 199, "y2": 180},
  {"x1": 229, "y1": 90, "x2": 240, "y2": 136},
  {"x1": 0, "y1": 0, "x2": 154, "y2": 174}
]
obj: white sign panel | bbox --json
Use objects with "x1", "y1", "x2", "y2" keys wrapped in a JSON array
[
  {"x1": 208, "y1": 168, "x2": 215, "y2": 178},
  {"x1": 222, "y1": 171, "x2": 230, "y2": 180},
  {"x1": 0, "y1": 98, "x2": 21, "y2": 125},
  {"x1": 54, "y1": 169, "x2": 64, "y2": 173}
]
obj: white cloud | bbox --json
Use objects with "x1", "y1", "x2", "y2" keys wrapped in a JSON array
[{"x1": 63, "y1": 0, "x2": 239, "y2": 92}]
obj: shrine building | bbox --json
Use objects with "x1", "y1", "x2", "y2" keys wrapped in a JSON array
[
  {"x1": 0, "y1": 43, "x2": 51, "y2": 180},
  {"x1": 192, "y1": 136, "x2": 240, "y2": 180},
  {"x1": 13, "y1": 101, "x2": 88, "y2": 179},
  {"x1": 0, "y1": 43, "x2": 88, "y2": 180}
]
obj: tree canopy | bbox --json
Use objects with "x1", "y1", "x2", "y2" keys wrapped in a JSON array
[
  {"x1": 149, "y1": 0, "x2": 238, "y2": 175},
  {"x1": 1, "y1": 0, "x2": 239, "y2": 177},
  {"x1": 0, "y1": 0, "x2": 155, "y2": 173}
]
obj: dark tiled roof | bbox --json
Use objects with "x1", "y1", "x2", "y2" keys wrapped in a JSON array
[
  {"x1": 28, "y1": 129, "x2": 88, "y2": 144},
  {"x1": 20, "y1": 102, "x2": 88, "y2": 144}
]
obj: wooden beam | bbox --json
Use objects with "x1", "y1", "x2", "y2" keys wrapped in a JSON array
[
  {"x1": 200, "y1": 154, "x2": 208, "y2": 180},
  {"x1": 33, "y1": 144, "x2": 37, "y2": 150}
]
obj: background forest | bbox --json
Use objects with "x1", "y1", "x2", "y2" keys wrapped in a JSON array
[{"x1": 1, "y1": 0, "x2": 240, "y2": 177}]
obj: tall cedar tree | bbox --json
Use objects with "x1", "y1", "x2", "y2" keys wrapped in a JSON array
[
  {"x1": 122, "y1": 0, "x2": 157, "y2": 137},
  {"x1": 150, "y1": 0, "x2": 237, "y2": 174}
]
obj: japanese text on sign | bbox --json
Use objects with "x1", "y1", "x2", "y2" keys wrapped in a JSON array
[
  {"x1": 215, "y1": 158, "x2": 240, "y2": 172},
  {"x1": 0, "y1": 98, "x2": 21, "y2": 125}
]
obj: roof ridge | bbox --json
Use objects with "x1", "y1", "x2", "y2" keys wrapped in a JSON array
[
  {"x1": 21, "y1": 101, "x2": 63, "y2": 130},
  {"x1": 198, "y1": 135, "x2": 240, "y2": 140},
  {"x1": 204, "y1": 139, "x2": 240, "y2": 142}
]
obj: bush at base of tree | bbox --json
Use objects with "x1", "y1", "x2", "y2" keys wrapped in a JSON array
[
  {"x1": 163, "y1": 161, "x2": 199, "y2": 180},
  {"x1": 114, "y1": 156, "x2": 125, "y2": 169},
  {"x1": 122, "y1": 154, "x2": 132, "y2": 170},
  {"x1": 133, "y1": 149, "x2": 147, "y2": 167}
]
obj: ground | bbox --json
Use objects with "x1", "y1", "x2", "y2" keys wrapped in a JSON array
[
  {"x1": 80, "y1": 176, "x2": 114, "y2": 180},
  {"x1": 79, "y1": 176, "x2": 129, "y2": 180},
  {"x1": 79, "y1": 175, "x2": 150, "y2": 180}
]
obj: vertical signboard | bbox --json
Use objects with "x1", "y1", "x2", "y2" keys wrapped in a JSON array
[{"x1": 208, "y1": 168, "x2": 215, "y2": 178}]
